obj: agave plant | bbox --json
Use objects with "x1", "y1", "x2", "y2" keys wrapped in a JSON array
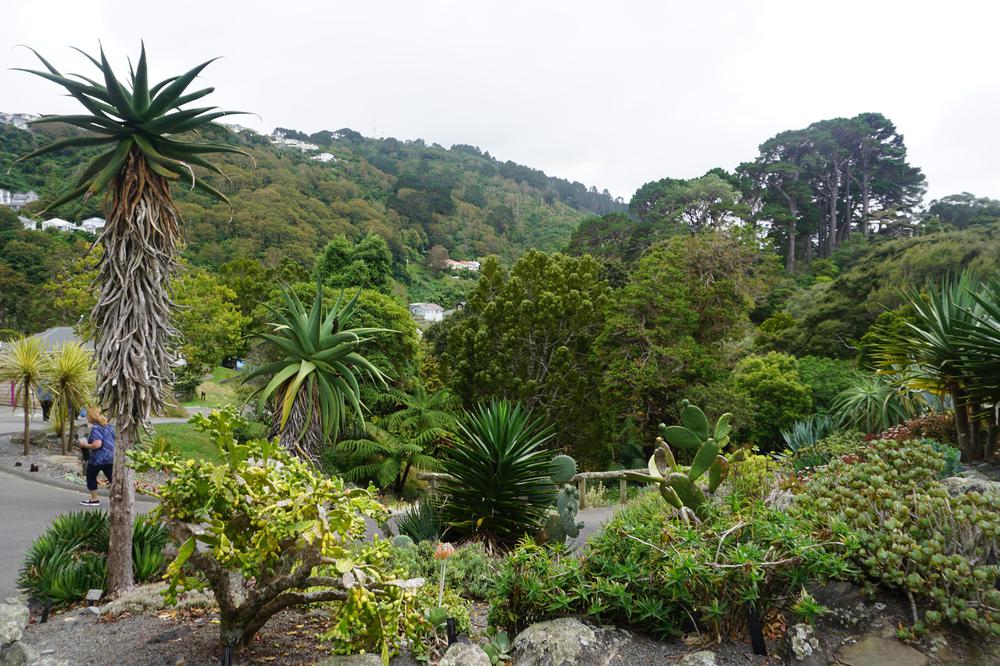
[
  {"x1": 50, "y1": 342, "x2": 96, "y2": 454},
  {"x1": 14, "y1": 44, "x2": 251, "y2": 595},
  {"x1": 245, "y1": 282, "x2": 391, "y2": 459},
  {"x1": 439, "y1": 401, "x2": 557, "y2": 546},
  {"x1": 780, "y1": 414, "x2": 837, "y2": 453},
  {"x1": 831, "y1": 373, "x2": 926, "y2": 434},
  {"x1": 0, "y1": 336, "x2": 53, "y2": 455}
]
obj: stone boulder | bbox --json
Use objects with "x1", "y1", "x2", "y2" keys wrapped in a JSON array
[
  {"x1": 0, "y1": 600, "x2": 28, "y2": 648},
  {"x1": 942, "y1": 474, "x2": 1000, "y2": 497},
  {"x1": 836, "y1": 634, "x2": 928, "y2": 666},
  {"x1": 511, "y1": 617, "x2": 630, "y2": 666},
  {"x1": 315, "y1": 655, "x2": 383, "y2": 666},
  {"x1": 679, "y1": 651, "x2": 717, "y2": 665},
  {"x1": 439, "y1": 639, "x2": 491, "y2": 666}
]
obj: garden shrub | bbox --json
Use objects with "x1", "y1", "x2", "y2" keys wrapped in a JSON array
[
  {"x1": 874, "y1": 412, "x2": 958, "y2": 448},
  {"x1": 489, "y1": 490, "x2": 852, "y2": 637},
  {"x1": 132, "y1": 409, "x2": 427, "y2": 653},
  {"x1": 732, "y1": 352, "x2": 812, "y2": 449},
  {"x1": 726, "y1": 454, "x2": 778, "y2": 504},
  {"x1": 387, "y1": 540, "x2": 498, "y2": 600},
  {"x1": 19, "y1": 511, "x2": 167, "y2": 605},
  {"x1": 796, "y1": 356, "x2": 857, "y2": 414},
  {"x1": 794, "y1": 438, "x2": 1000, "y2": 635},
  {"x1": 396, "y1": 497, "x2": 442, "y2": 544},
  {"x1": 777, "y1": 430, "x2": 865, "y2": 472}
]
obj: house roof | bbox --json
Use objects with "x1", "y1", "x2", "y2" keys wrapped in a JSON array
[
  {"x1": 409, "y1": 302, "x2": 444, "y2": 312},
  {"x1": 34, "y1": 326, "x2": 94, "y2": 351}
]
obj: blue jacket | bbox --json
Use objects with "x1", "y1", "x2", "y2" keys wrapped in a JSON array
[{"x1": 87, "y1": 424, "x2": 116, "y2": 466}]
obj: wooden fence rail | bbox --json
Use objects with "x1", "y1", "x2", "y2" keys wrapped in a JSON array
[{"x1": 416, "y1": 468, "x2": 647, "y2": 510}]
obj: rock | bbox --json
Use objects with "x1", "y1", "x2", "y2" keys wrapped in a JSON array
[
  {"x1": 0, "y1": 600, "x2": 29, "y2": 647},
  {"x1": 440, "y1": 640, "x2": 491, "y2": 666},
  {"x1": 785, "y1": 624, "x2": 822, "y2": 665},
  {"x1": 0, "y1": 640, "x2": 33, "y2": 666},
  {"x1": 42, "y1": 456, "x2": 82, "y2": 475},
  {"x1": 315, "y1": 655, "x2": 383, "y2": 666},
  {"x1": 680, "y1": 650, "x2": 717, "y2": 666},
  {"x1": 836, "y1": 635, "x2": 928, "y2": 666},
  {"x1": 806, "y1": 581, "x2": 877, "y2": 629},
  {"x1": 942, "y1": 474, "x2": 1000, "y2": 497},
  {"x1": 511, "y1": 617, "x2": 629, "y2": 666}
]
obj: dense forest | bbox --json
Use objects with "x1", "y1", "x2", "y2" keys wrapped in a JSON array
[{"x1": 3, "y1": 110, "x2": 1000, "y2": 468}]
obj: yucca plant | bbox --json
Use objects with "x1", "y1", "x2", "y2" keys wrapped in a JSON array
[
  {"x1": 395, "y1": 497, "x2": 442, "y2": 544},
  {"x1": 0, "y1": 336, "x2": 53, "y2": 455},
  {"x1": 13, "y1": 44, "x2": 251, "y2": 595},
  {"x1": 245, "y1": 281, "x2": 391, "y2": 459},
  {"x1": 50, "y1": 342, "x2": 96, "y2": 454},
  {"x1": 439, "y1": 401, "x2": 557, "y2": 546}
]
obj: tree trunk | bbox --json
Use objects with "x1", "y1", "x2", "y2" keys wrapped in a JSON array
[
  {"x1": 861, "y1": 154, "x2": 871, "y2": 236},
  {"x1": 107, "y1": 423, "x2": 135, "y2": 596},
  {"x1": 22, "y1": 384, "x2": 30, "y2": 456},
  {"x1": 274, "y1": 388, "x2": 324, "y2": 460},
  {"x1": 950, "y1": 386, "x2": 975, "y2": 462},
  {"x1": 827, "y1": 172, "x2": 839, "y2": 257},
  {"x1": 842, "y1": 167, "x2": 852, "y2": 242}
]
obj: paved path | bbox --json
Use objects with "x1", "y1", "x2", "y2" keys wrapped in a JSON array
[{"x1": 0, "y1": 469, "x2": 157, "y2": 600}]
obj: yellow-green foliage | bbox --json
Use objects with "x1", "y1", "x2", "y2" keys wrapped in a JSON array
[{"x1": 727, "y1": 454, "x2": 777, "y2": 503}]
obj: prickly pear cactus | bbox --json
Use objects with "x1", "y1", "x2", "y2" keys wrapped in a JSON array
[
  {"x1": 539, "y1": 484, "x2": 584, "y2": 544},
  {"x1": 628, "y1": 400, "x2": 743, "y2": 522},
  {"x1": 549, "y1": 454, "x2": 578, "y2": 484}
]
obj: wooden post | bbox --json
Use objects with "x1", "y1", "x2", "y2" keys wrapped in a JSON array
[
  {"x1": 577, "y1": 477, "x2": 586, "y2": 510},
  {"x1": 619, "y1": 477, "x2": 628, "y2": 505}
]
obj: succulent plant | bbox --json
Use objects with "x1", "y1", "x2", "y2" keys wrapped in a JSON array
[
  {"x1": 391, "y1": 534, "x2": 415, "y2": 549},
  {"x1": 549, "y1": 454, "x2": 578, "y2": 484},
  {"x1": 540, "y1": 484, "x2": 583, "y2": 544},
  {"x1": 628, "y1": 400, "x2": 746, "y2": 522}
]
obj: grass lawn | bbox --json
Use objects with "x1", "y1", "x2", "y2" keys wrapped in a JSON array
[
  {"x1": 151, "y1": 422, "x2": 222, "y2": 463},
  {"x1": 182, "y1": 366, "x2": 239, "y2": 409}
]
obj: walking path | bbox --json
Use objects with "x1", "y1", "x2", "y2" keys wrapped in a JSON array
[{"x1": 0, "y1": 468, "x2": 157, "y2": 599}]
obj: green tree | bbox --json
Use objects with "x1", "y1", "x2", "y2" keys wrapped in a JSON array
[
  {"x1": 599, "y1": 233, "x2": 766, "y2": 450},
  {"x1": 172, "y1": 269, "x2": 247, "y2": 374},
  {"x1": 796, "y1": 355, "x2": 857, "y2": 414},
  {"x1": 732, "y1": 352, "x2": 812, "y2": 448},
  {"x1": 49, "y1": 342, "x2": 95, "y2": 453},
  {"x1": 245, "y1": 282, "x2": 391, "y2": 459},
  {"x1": 445, "y1": 252, "x2": 611, "y2": 467},
  {"x1": 314, "y1": 234, "x2": 394, "y2": 293}
]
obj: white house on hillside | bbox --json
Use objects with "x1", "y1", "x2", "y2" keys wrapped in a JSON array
[
  {"x1": 18, "y1": 216, "x2": 36, "y2": 230},
  {"x1": 0, "y1": 189, "x2": 10, "y2": 206},
  {"x1": 409, "y1": 302, "x2": 445, "y2": 323},
  {"x1": 312, "y1": 152, "x2": 337, "y2": 163},
  {"x1": 445, "y1": 259, "x2": 481, "y2": 272},
  {"x1": 41, "y1": 218, "x2": 75, "y2": 232},
  {"x1": 10, "y1": 191, "x2": 39, "y2": 210},
  {"x1": 79, "y1": 217, "x2": 106, "y2": 234}
]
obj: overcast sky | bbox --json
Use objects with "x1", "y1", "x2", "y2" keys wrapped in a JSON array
[{"x1": 2, "y1": 1, "x2": 998, "y2": 203}]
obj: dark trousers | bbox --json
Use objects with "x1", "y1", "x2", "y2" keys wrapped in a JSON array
[
  {"x1": 40, "y1": 400, "x2": 52, "y2": 421},
  {"x1": 85, "y1": 463, "x2": 113, "y2": 491}
]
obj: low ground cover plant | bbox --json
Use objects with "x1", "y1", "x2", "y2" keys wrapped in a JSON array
[
  {"x1": 488, "y1": 490, "x2": 852, "y2": 638},
  {"x1": 388, "y1": 540, "x2": 498, "y2": 600},
  {"x1": 19, "y1": 511, "x2": 167, "y2": 605},
  {"x1": 794, "y1": 437, "x2": 1000, "y2": 636}
]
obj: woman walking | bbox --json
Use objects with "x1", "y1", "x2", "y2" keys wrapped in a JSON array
[{"x1": 78, "y1": 407, "x2": 115, "y2": 507}]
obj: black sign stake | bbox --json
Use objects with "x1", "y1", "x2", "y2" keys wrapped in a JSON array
[{"x1": 746, "y1": 604, "x2": 767, "y2": 656}]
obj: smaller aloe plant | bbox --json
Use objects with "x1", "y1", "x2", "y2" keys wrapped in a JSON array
[{"x1": 627, "y1": 400, "x2": 746, "y2": 522}]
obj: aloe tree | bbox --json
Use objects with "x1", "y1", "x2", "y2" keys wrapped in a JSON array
[
  {"x1": 50, "y1": 342, "x2": 96, "y2": 454},
  {"x1": 245, "y1": 282, "x2": 391, "y2": 459},
  {"x1": 14, "y1": 45, "x2": 250, "y2": 595},
  {"x1": 956, "y1": 274, "x2": 1000, "y2": 459},
  {"x1": 0, "y1": 337, "x2": 52, "y2": 455}
]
